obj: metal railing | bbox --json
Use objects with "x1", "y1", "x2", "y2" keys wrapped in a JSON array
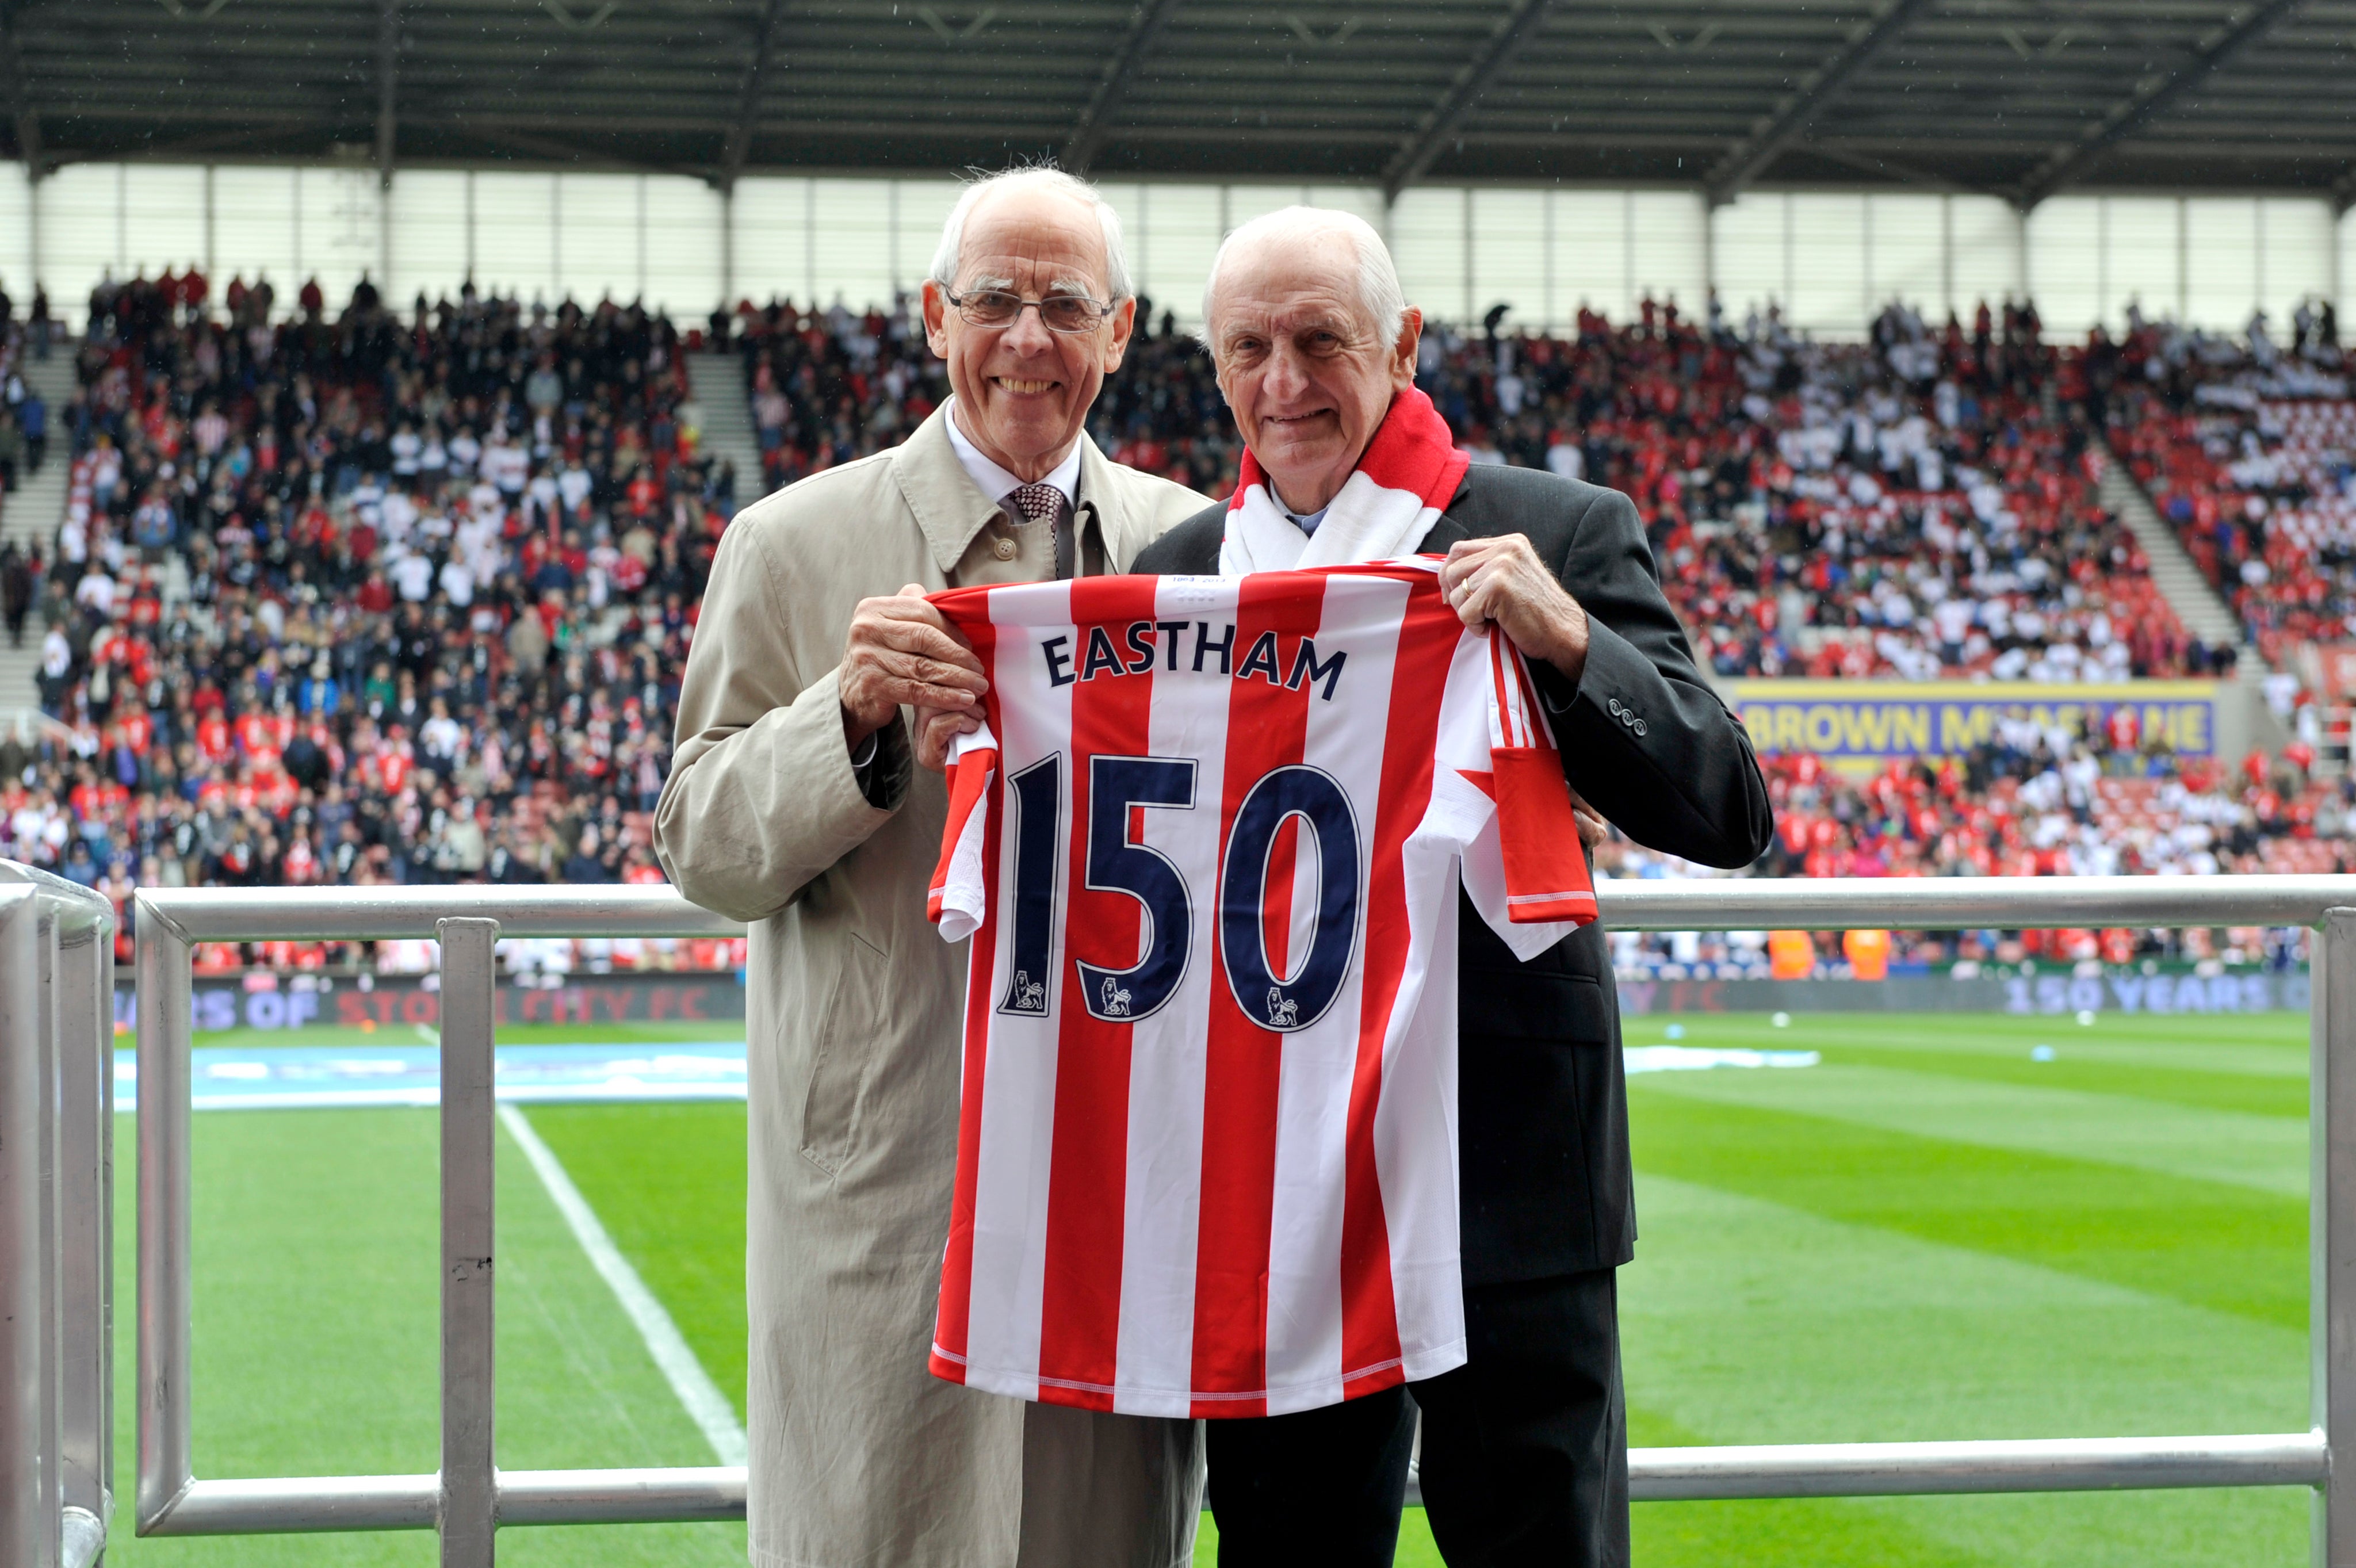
[
  {"x1": 106, "y1": 874, "x2": 2356, "y2": 1565},
  {"x1": 0, "y1": 862, "x2": 116, "y2": 1568}
]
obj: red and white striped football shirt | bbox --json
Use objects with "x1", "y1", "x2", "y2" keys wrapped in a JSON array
[{"x1": 924, "y1": 559, "x2": 1596, "y2": 1418}]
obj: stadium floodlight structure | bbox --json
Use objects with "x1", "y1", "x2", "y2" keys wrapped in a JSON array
[
  {"x1": 104, "y1": 874, "x2": 2356, "y2": 1565},
  {"x1": 0, "y1": 863, "x2": 116, "y2": 1568}
]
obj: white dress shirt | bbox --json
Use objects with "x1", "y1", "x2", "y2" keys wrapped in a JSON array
[
  {"x1": 852, "y1": 403, "x2": 1092, "y2": 785},
  {"x1": 943, "y1": 397, "x2": 1085, "y2": 508}
]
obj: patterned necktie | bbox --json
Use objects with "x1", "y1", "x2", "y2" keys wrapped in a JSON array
[
  {"x1": 1004, "y1": 483, "x2": 1072, "y2": 579},
  {"x1": 1004, "y1": 483, "x2": 1062, "y2": 524}
]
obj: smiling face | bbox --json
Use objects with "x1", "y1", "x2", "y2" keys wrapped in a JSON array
[
  {"x1": 1208, "y1": 228, "x2": 1420, "y2": 515},
  {"x1": 922, "y1": 183, "x2": 1135, "y2": 483}
]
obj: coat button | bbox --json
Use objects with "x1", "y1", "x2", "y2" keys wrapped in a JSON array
[
  {"x1": 1607, "y1": 698, "x2": 1623, "y2": 716},
  {"x1": 1633, "y1": 718, "x2": 1648, "y2": 737},
  {"x1": 992, "y1": 538, "x2": 1017, "y2": 560}
]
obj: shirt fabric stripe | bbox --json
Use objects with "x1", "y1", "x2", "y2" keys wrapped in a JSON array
[
  {"x1": 1187, "y1": 572, "x2": 1318, "y2": 1416},
  {"x1": 957, "y1": 579, "x2": 1077, "y2": 1399},
  {"x1": 930, "y1": 609, "x2": 1002, "y2": 1379},
  {"x1": 1337, "y1": 572, "x2": 1467, "y2": 1399},
  {"x1": 1106, "y1": 579, "x2": 1234, "y2": 1413},
  {"x1": 1035, "y1": 576, "x2": 1165, "y2": 1409},
  {"x1": 1260, "y1": 571, "x2": 1406, "y2": 1412}
]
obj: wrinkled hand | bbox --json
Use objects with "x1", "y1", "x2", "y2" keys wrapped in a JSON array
[
  {"x1": 839, "y1": 584, "x2": 986, "y2": 750},
  {"x1": 915, "y1": 703, "x2": 982, "y2": 773},
  {"x1": 1569, "y1": 784, "x2": 1608, "y2": 852},
  {"x1": 1439, "y1": 536, "x2": 1589, "y2": 684}
]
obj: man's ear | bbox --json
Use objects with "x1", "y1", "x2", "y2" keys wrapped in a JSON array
[
  {"x1": 1102, "y1": 296, "x2": 1137, "y2": 374},
  {"x1": 921, "y1": 280, "x2": 952, "y2": 361},
  {"x1": 1391, "y1": 307, "x2": 1424, "y2": 388}
]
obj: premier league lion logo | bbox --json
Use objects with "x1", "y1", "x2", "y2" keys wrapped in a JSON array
[
  {"x1": 1265, "y1": 988, "x2": 1299, "y2": 1028},
  {"x1": 1100, "y1": 977, "x2": 1133, "y2": 1018}
]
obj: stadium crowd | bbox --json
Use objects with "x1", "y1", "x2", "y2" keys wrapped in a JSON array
[
  {"x1": 1, "y1": 270, "x2": 727, "y2": 966},
  {"x1": 1602, "y1": 709, "x2": 2341, "y2": 976},
  {"x1": 0, "y1": 269, "x2": 2349, "y2": 974},
  {"x1": 2101, "y1": 302, "x2": 2354, "y2": 670},
  {"x1": 1419, "y1": 296, "x2": 2224, "y2": 682}
]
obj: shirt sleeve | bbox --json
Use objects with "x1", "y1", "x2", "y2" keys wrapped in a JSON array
[
  {"x1": 847, "y1": 728, "x2": 904, "y2": 810},
  {"x1": 927, "y1": 722, "x2": 999, "y2": 942}
]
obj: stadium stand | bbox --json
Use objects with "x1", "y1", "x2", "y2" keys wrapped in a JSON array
[
  {"x1": 0, "y1": 274, "x2": 732, "y2": 967},
  {"x1": 1606, "y1": 721, "x2": 2342, "y2": 976},
  {"x1": 1417, "y1": 299, "x2": 2219, "y2": 683},
  {"x1": 2098, "y1": 309, "x2": 2353, "y2": 671},
  {"x1": 0, "y1": 278, "x2": 2343, "y2": 977}
]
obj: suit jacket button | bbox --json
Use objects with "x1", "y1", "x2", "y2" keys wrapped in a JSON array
[
  {"x1": 1634, "y1": 718, "x2": 1648, "y2": 736},
  {"x1": 1607, "y1": 698, "x2": 1623, "y2": 716},
  {"x1": 993, "y1": 538, "x2": 1018, "y2": 560}
]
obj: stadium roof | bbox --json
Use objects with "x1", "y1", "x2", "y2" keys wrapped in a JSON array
[{"x1": 2, "y1": 0, "x2": 2353, "y2": 209}]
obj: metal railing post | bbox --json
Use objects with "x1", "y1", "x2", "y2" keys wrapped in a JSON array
[
  {"x1": 34, "y1": 885, "x2": 63, "y2": 1568},
  {"x1": 438, "y1": 917, "x2": 500, "y2": 1566},
  {"x1": 33, "y1": 885, "x2": 64, "y2": 1554},
  {"x1": 1, "y1": 863, "x2": 117, "y2": 1567},
  {"x1": 56, "y1": 909, "x2": 113, "y2": 1559},
  {"x1": 2319, "y1": 909, "x2": 2356, "y2": 1566},
  {"x1": 0, "y1": 886, "x2": 53, "y2": 1568},
  {"x1": 135, "y1": 895, "x2": 196, "y2": 1533}
]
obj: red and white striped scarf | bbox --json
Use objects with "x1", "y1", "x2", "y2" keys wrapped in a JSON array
[{"x1": 1219, "y1": 387, "x2": 1470, "y2": 576}]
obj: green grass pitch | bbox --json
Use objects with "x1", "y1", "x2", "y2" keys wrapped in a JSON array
[{"x1": 98, "y1": 1008, "x2": 2311, "y2": 1565}]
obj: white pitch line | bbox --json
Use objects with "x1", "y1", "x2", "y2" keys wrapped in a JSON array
[{"x1": 498, "y1": 1103, "x2": 749, "y2": 1466}]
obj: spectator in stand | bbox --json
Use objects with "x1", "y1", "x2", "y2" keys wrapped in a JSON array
[
  {"x1": 20, "y1": 383, "x2": 44, "y2": 474},
  {"x1": 0, "y1": 543, "x2": 30, "y2": 648},
  {"x1": 0, "y1": 403, "x2": 21, "y2": 493}
]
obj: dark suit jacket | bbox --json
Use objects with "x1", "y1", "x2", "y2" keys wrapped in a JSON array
[{"x1": 1133, "y1": 465, "x2": 1773, "y2": 1284}]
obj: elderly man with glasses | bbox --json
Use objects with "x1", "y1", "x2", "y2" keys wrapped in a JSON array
[{"x1": 656, "y1": 166, "x2": 1210, "y2": 1568}]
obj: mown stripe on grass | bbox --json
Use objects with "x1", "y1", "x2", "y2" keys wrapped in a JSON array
[
  {"x1": 1815, "y1": 1044, "x2": 2307, "y2": 1120},
  {"x1": 1622, "y1": 1175, "x2": 2306, "y2": 1445},
  {"x1": 1629, "y1": 1089, "x2": 2305, "y2": 1330},
  {"x1": 1644, "y1": 1060, "x2": 2305, "y2": 1200},
  {"x1": 109, "y1": 1109, "x2": 748, "y2": 1568},
  {"x1": 184, "y1": 1108, "x2": 441, "y2": 1478},
  {"x1": 524, "y1": 1102, "x2": 752, "y2": 1421},
  {"x1": 502, "y1": 1106, "x2": 748, "y2": 1464},
  {"x1": 1626, "y1": 1014, "x2": 2308, "y2": 1082},
  {"x1": 1620, "y1": 1173, "x2": 2308, "y2": 1566}
]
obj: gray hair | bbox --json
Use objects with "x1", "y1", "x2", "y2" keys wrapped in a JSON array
[
  {"x1": 928, "y1": 165, "x2": 1135, "y2": 302},
  {"x1": 1200, "y1": 206, "x2": 1409, "y2": 358}
]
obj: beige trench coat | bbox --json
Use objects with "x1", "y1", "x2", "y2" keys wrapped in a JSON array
[{"x1": 655, "y1": 407, "x2": 1211, "y2": 1568}]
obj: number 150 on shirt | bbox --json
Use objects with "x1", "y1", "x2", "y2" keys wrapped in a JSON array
[{"x1": 1001, "y1": 751, "x2": 1362, "y2": 1035}]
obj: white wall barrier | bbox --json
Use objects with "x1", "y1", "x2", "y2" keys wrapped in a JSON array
[
  {"x1": 5, "y1": 160, "x2": 2351, "y2": 339},
  {"x1": 45, "y1": 873, "x2": 2356, "y2": 1563}
]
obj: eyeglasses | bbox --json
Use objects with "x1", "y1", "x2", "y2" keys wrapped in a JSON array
[{"x1": 945, "y1": 289, "x2": 1116, "y2": 334}]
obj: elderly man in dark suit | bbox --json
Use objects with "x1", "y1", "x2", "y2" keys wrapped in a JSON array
[{"x1": 1137, "y1": 208, "x2": 1771, "y2": 1567}]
